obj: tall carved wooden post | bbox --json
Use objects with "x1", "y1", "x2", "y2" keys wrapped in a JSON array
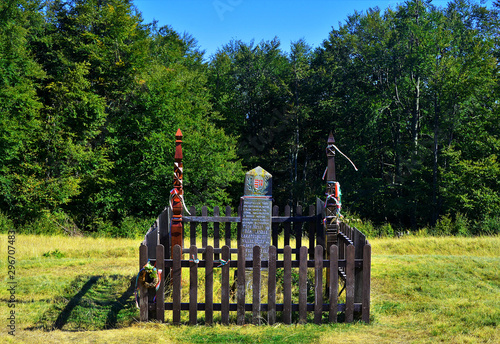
[
  {"x1": 325, "y1": 132, "x2": 339, "y2": 252},
  {"x1": 171, "y1": 129, "x2": 184, "y2": 257},
  {"x1": 324, "y1": 132, "x2": 340, "y2": 298}
]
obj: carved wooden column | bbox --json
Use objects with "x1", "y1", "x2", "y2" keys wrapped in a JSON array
[
  {"x1": 171, "y1": 129, "x2": 184, "y2": 257},
  {"x1": 325, "y1": 132, "x2": 339, "y2": 252}
]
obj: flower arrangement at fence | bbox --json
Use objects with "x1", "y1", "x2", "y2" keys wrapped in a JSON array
[{"x1": 138, "y1": 261, "x2": 160, "y2": 289}]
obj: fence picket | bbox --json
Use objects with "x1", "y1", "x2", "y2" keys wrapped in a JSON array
[
  {"x1": 237, "y1": 246, "x2": 246, "y2": 325},
  {"x1": 346, "y1": 245, "x2": 355, "y2": 323},
  {"x1": 205, "y1": 246, "x2": 214, "y2": 325},
  {"x1": 339, "y1": 223, "x2": 345, "y2": 260},
  {"x1": 295, "y1": 206, "x2": 303, "y2": 260},
  {"x1": 190, "y1": 206, "x2": 197, "y2": 247},
  {"x1": 139, "y1": 244, "x2": 148, "y2": 322},
  {"x1": 237, "y1": 204, "x2": 242, "y2": 247},
  {"x1": 308, "y1": 205, "x2": 315, "y2": 259},
  {"x1": 159, "y1": 209, "x2": 170, "y2": 260},
  {"x1": 156, "y1": 244, "x2": 165, "y2": 323},
  {"x1": 283, "y1": 245, "x2": 292, "y2": 324},
  {"x1": 329, "y1": 245, "x2": 338, "y2": 323},
  {"x1": 189, "y1": 245, "x2": 198, "y2": 325},
  {"x1": 214, "y1": 207, "x2": 220, "y2": 260},
  {"x1": 221, "y1": 245, "x2": 230, "y2": 324},
  {"x1": 316, "y1": 199, "x2": 325, "y2": 249},
  {"x1": 362, "y1": 244, "x2": 371, "y2": 323},
  {"x1": 144, "y1": 223, "x2": 157, "y2": 260},
  {"x1": 272, "y1": 205, "x2": 279, "y2": 247},
  {"x1": 354, "y1": 229, "x2": 366, "y2": 303},
  {"x1": 173, "y1": 245, "x2": 182, "y2": 325},
  {"x1": 225, "y1": 206, "x2": 231, "y2": 247},
  {"x1": 314, "y1": 245, "x2": 323, "y2": 324},
  {"x1": 284, "y1": 205, "x2": 291, "y2": 246},
  {"x1": 299, "y1": 246, "x2": 308, "y2": 324},
  {"x1": 253, "y1": 246, "x2": 261, "y2": 325},
  {"x1": 202, "y1": 207, "x2": 208, "y2": 258},
  {"x1": 268, "y1": 246, "x2": 277, "y2": 325}
]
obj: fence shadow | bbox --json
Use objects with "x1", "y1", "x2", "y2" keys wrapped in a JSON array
[
  {"x1": 24, "y1": 274, "x2": 139, "y2": 331},
  {"x1": 53, "y1": 276, "x2": 101, "y2": 330},
  {"x1": 105, "y1": 276, "x2": 136, "y2": 328}
]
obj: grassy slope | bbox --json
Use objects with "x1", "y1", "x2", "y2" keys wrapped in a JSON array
[{"x1": 1, "y1": 235, "x2": 499, "y2": 344}]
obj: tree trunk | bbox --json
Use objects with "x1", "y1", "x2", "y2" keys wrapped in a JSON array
[{"x1": 432, "y1": 95, "x2": 440, "y2": 226}]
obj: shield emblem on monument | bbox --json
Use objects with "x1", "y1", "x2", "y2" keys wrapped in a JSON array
[
  {"x1": 254, "y1": 177, "x2": 264, "y2": 190},
  {"x1": 244, "y1": 166, "x2": 272, "y2": 196}
]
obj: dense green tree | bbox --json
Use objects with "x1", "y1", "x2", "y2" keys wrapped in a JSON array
[
  {"x1": 438, "y1": 0, "x2": 500, "y2": 226},
  {"x1": 40, "y1": 1, "x2": 242, "y2": 230},
  {"x1": 0, "y1": 0, "x2": 498, "y2": 235},
  {"x1": 208, "y1": 39, "x2": 326, "y2": 208},
  {"x1": 208, "y1": 39, "x2": 295, "y2": 205},
  {"x1": 110, "y1": 24, "x2": 242, "y2": 218},
  {"x1": 206, "y1": 0, "x2": 499, "y2": 231},
  {"x1": 0, "y1": 0, "x2": 46, "y2": 219},
  {"x1": 26, "y1": 0, "x2": 128, "y2": 228},
  {"x1": 1, "y1": 0, "x2": 242, "y2": 234},
  {"x1": 314, "y1": 0, "x2": 499, "y2": 229}
]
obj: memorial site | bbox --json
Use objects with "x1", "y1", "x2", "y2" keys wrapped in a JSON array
[
  {"x1": 138, "y1": 130, "x2": 371, "y2": 325},
  {"x1": 2, "y1": 0, "x2": 499, "y2": 342}
]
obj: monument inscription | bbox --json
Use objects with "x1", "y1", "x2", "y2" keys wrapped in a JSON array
[
  {"x1": 241, "y1": 197, "x2": 272, "y2": 261},
  {"x1": 240, "y1": 166, "x2": 272, "y2": 262}
]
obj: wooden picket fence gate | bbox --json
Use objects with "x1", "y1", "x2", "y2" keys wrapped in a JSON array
[{"x1": 139, "y1": 203, "x2": 371, "y2": 324}]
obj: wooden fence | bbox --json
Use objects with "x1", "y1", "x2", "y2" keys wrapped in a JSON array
[{"x1": 140, "y1": 202, "x2": 371, "y2": 324}]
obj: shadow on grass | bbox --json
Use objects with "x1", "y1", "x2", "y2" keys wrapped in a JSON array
[
  {"x1": 105, "y1": 276, "x2": 136, "y2": 328},
  {"x1": 31, "y1": 274, "x2": 138, "y2": 331},
  {"x1": 53, "y1": 276, "x2": 101, "y2": 330}
]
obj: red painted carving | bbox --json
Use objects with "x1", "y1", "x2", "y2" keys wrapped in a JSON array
[{"x1": 171, "y1": 129, "x2": 184, "y2": 257}]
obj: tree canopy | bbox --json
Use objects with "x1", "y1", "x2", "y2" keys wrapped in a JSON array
[{"x1": 0, "y1": 0, "x2": 498, "y2": 235}]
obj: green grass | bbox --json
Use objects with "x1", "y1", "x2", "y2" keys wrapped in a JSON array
[{"x1": 1, "y1": 234, "x2": 499, "y2": 343}]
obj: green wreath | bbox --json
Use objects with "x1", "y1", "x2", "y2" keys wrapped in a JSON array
[{"x1": 138, "y1": 262, "x2": 159, "y2": 288}]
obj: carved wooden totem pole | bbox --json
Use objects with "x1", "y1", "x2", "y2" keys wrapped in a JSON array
[
  {"x1": 325, "y1": 132, "x2": 340, "y2": 253},
  {"x1": 171, "y1": 128, "x2": 184, "y2": 257}
]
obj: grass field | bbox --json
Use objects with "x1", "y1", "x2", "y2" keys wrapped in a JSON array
[{"x1": 1, "y1": 234, "x2": 499, "y2": 343}]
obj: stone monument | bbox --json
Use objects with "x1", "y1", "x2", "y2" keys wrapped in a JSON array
[{"x1": 240, "y1": 166, "x2": 272, "y2": 262}]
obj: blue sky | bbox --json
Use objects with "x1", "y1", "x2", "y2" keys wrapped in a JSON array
[{"x1": 133, "y1": 0, "x2": 493, "y2": 58}]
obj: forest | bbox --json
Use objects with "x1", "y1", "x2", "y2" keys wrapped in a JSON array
[{"x1": 0, "y1": 0, "x2": 499, "y2": 236}]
